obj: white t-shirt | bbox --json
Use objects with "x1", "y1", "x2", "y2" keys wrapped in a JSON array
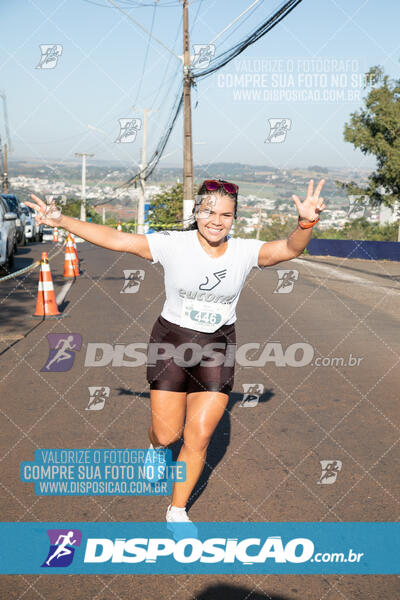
[{"x1": 146, "y1": 229, "x2": 266, "y2": 333}]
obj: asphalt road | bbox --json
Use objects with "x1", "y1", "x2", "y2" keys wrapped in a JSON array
[{"x1": 0, "y1": 239, "x2": 399, "y2": 599}]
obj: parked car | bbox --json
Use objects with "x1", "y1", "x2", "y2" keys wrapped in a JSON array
[
  {"x1": 20, "y1": 204, "x2": 33, "y2": 240},
  {"x1": 0, "y1": 194, "x2": 26, "y2": 247},
  {"x1": 20, "y1": 204, "x2": 43, "y2": 242},
  {"x1": 41, "y1": 226, "x2": 54, "y2": 242},
  {"x1": 0, "y1": 197, "x2": 17, "y2": 274},
  {"x1": 24, "y1": 205, "x2": 44, "y2": 242}
]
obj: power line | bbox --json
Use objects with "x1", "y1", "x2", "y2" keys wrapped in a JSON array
[
  {"x1": 106, "y1": 0, "x2": 182, "y2": 60},
  {"x1": 208, "y1": 0, "x2": 264, "y2": 49},
  {"x1": 83, "y1": 0, "x2": 192, "y2": 8},
  {"x1": 150, "y1": 12, "x2": 183, "y2": 112},
  {"x1": 141, "y1": 11, "x2": 183, "y2": 175},
  {"x1": 121, "y1": 85, "x2": 184, "y2": 186},
  {"x1": 120, "y1": 0, "x2": 304, "y2": 187},
  {"x1": 190, "y1": 0, "x2": 204, "y2": 32},
  {"x1": 192, "y1": 0, "x2": 304, "y2": 80},
  {"x1": 133, "y1": 2, "x2": 158, "y2": 107},
  {"x1": 207, "y1": 0, "x2": 263, "y2": 47}
]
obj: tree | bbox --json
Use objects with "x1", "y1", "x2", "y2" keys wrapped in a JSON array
[
  {"x1": 146, "y1": 183, "x2": 184, "y2": 230},
  {"x1": 313, "y1": 217, "x2": 397, "y2": 242},
  {"x1": 257, "y1": 215, "x2": 299, "y2": 242},
  {"x1": 308, "y1": 165, "x2": 329, "y2": 174},
  {"x1": 63, "y1": 199, "x2": 102, "y2": 224},
  {"x1": 339, "y1": 65, "x2": 400, "y2": 240}
]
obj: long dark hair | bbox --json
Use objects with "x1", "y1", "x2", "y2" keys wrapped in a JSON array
[{"x1": 185, "y1": 180, "x2": 238, "y2": 231}]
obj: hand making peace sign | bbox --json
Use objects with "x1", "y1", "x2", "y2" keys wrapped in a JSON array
[
  {"x1": 25, "y1": 193, "x2": 63, "y2": 228},
  {"x1": 292, "y1": 179, "x2": 326, "y2": 222}
]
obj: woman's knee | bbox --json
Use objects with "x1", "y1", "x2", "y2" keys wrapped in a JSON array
[
  {"x1": 152, "y1": 425, "x2": 183, "y2": 447},
  {"x1": 183, "y1": 426, "x2": 212, "y2": 452}
]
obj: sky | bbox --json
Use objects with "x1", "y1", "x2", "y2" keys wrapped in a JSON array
[{"x1": 1, "y1": 0, "x2": 400, "y2": 173}]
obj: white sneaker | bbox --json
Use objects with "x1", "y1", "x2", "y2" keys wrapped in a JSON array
[
  {"x1": 145, "y1": 443, "x2": 167, "y2": 482},
  {"x1": 166, "y1": 504, "x2": 198, "y2": 541},
  {"x1": 147, "y1": 442, "x2": 164, "y2": 452},
  {"x1": 165, "y1": 504, "x2": 192, "y2": 523}
]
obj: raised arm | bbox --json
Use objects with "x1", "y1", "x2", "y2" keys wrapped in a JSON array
[
  {"x1": 257, "y1": 179, "x2": 326, "y2": 267},
  {"x1": 25, "y1": 194, "x2": 153, "y2": 260}
]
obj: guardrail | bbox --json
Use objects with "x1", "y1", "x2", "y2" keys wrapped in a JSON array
[{"x1": 307, "y1": 239, "x2": 399, "y2": 262}]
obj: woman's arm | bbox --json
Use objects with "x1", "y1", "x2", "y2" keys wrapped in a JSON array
[
  {"x1": 257, "y1": 179, "x2": 326, "y2": 267},
  {"x1": 25, "y1": 194, "x2": 153, "y2": 260},
  {"x1": 257, "y1": 225, "x2": 313, "y2": 267},
  {"x1": 56, "y1": 214, "x2": 153, "y2": 258}
]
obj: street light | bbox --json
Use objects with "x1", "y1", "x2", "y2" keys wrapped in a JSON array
[{"x1": 75, "y1": 152, "x2": 94, "y2": 221}]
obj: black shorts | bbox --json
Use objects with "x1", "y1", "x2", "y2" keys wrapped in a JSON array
[{"x1": 146, "y1": 315, "x2": 236, "y2": 395}]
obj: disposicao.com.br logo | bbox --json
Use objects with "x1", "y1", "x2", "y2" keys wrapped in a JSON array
[
  {"x1": 41, "y1": 531, "x2": 365, "y2": 570},
  {"x1": 0, "y1": 522, "x2": 396, "y2": 574},
  {"x1": 84, "y1": 535, "x2": 352, "y2": 565}
]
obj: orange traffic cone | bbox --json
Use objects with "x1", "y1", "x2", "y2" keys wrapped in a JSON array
[
  {"x1": 53, "y1": 227, "x2": 59, "y2": 242},
  {"x1": 69, "y1": 233, "x2": 79, "y2": 267},
  {"x1": 64, "y1": 235, "x2": 79, "y2": 278},
  {"x1": 33, "y1": 252, "x2": 61, "y2": 318}
]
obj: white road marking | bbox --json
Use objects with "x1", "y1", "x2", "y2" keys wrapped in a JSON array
[
  {"x1": 292, "y1": 258, "x2": 400, "y2": 296},
  {"x1": 0, "y1": 334, "x2": 24, "y2": 342},
  {"x1": 56, "y1": 280, "x2": 74, "y2": 305}
]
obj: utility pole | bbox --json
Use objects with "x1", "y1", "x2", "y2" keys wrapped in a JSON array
[
  {"x1": 134, "y1": 107, "x2": 157, "y2": 234},
  {"x1": 255, "y1": 205, "x2": 262, "y2": 239},
  {"x1": 3, "y1": 143, "x2": 8, "y2": 194},
  {"x1": 183, "y1": 0, "x2": 194, "y2": 224},
  {"x1": 75, "y1": 152, "x2": 94, "y2": 222},
  {"x1": 138, "y1": 109, "x2": 148, "y2": 234},
  {"x1": 0, "y1": 91, "x2": 12, "y2": 154}
]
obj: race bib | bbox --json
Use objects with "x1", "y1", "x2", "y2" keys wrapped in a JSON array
[{"x1": 180, "y1": 298, "x2": 231, "y2": 333}]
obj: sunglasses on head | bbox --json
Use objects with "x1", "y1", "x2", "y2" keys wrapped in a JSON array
[{"x1": 202, "y1": 179, "x2": 239, "y2": 197}]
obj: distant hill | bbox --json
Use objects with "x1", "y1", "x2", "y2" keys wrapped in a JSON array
[{"x1": 8, "y1": 159, "x2": 369, "y2": 187}]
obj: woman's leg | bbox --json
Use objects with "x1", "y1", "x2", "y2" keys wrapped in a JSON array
[
  {"x1": 171, "y1": 390, "x2": 229, "y2": 508},
  {"x1": 149, "y1": 389, "x2": 187, "y2": 447}
]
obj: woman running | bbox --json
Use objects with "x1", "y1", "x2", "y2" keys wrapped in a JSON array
[{"x1": 26, "y1": 178, "x2": 326, "y2": 523}]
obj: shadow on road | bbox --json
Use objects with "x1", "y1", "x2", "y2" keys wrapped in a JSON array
[
  {"x1": 303, "y1": 256, "x2": 400, "y2": 282},
  {"x1": 186, "y1": 389, "x2": 275, "y2": 511},
  {"x1": 194, "y1": 583, "x2": 295, "y2": 600},
  {"x1": 115, "y1": 386, "x2": 275, "y2": 512}
]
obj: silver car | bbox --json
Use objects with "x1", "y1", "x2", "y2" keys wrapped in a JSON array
[
  {"x1": 20, "y1": 204, "x2": 43, "y2": 242},
  {"x1": 0, "y1": 197, "x2": 17, "y2": 273},
  {"x1": 1, "y1": 194, "x2": 26, "y2": 247},
  {"x1": 22, "y1": 205, "x2": 43, "y2": 242}
]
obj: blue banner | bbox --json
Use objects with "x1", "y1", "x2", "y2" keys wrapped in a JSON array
[{"x1": 0, "y1": 522, "x2": 398, "y2": 574}]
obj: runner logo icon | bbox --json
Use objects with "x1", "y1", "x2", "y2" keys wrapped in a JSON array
[
  {"x1": 114, "y1": 118, "x2": 142, "y2": 143},
  {"x1": 274, "y1": 269, "x2": 299, "y2": 293},
  {"x1": 239, "y1": 383, "x2": 264, "y2": 407},
  {"x1": 41, "y1": 529, "x2": 82, "y2": 568},
  {"x1": 85, "y1": 386, "x2": 110, "y2": 411},
  {"x1": 121, "y1": 269, "x2": 145, "y2": 293},
  {"x1": 36, "y1": 44, "x2": 63, "y2": 69},
  {"x1": 317, "y1": 460, "x2": 342, "y2": 484},
  {"x1": 191, "y1": 44, "x2": 216, "y2": 69},
  {"x1": 265, "y1": 118, "x2": 292, "y2": 143},
  {"x1": 41, "y1": 333, "x2": 82, "y2": 372}
]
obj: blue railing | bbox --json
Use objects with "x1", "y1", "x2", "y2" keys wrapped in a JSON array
[{"x1": 306, "y1": 239, "x2": 399, "y2": 261}]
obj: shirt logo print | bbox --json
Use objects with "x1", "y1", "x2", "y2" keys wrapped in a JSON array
[{"x1": 199, "y1": 269, "x2": 227, "y2": 291}]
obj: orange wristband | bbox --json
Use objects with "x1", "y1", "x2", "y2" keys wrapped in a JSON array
[{"x1": 298, "y1": 216, "x2": 320, "y2": 229}]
